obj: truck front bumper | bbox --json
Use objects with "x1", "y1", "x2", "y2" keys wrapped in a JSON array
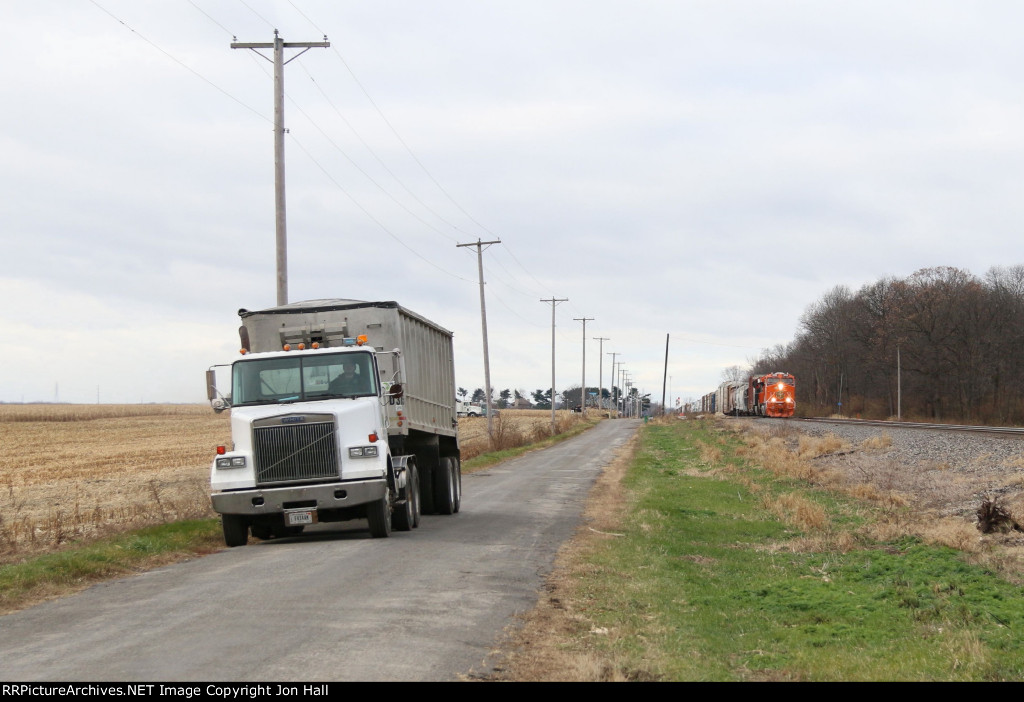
[{"x1": 211, "y1": 478, "x2": 386, "y2": 516}]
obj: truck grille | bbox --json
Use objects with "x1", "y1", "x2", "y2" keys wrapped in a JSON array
[{"x1": 253, "y1": 420, "x2": 339, "y2": 485}]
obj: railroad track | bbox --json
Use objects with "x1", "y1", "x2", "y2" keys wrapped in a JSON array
[{"x1": 788, "y1": 415, "x2": 1024, "y2": 438}]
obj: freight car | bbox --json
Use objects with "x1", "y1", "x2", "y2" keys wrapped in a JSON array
[
  {"x1": 713, "y1": 372, "x2": 795, "y2": 418},
  {"x1": 700, "y1": 390, "x2": 716, "y2": 414}
]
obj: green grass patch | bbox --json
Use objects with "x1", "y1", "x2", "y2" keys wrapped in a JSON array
[
  {"x1": 572, "y1": 419, "x2": 1024, "y2": 681},
  {"x1": 0, "y1": 519, "x2": 223, "y2": 614}
]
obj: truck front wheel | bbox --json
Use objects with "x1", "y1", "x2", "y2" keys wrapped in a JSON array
[
  {"x1": 367, "y1": 490, "x2": 393, "y2": 538},
  {"x1": 222, "y1": 514, "x2": 249, "y2": 547}
]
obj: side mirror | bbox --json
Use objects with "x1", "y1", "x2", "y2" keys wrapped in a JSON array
[
  {"x1": 206, "y1": 369, "x2": 217, "y2": 401},
  {"x1": 388, "y1": 383, "x2": 404, "y2": 400},
  {"x1": 211, "y1": 397, "x2": 228, "y2": 414}
]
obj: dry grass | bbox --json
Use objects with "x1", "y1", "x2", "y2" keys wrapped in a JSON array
[
  {"x1": 860, "y1": 432, "x2": 893, "y2": 451},
  {"x1": 725, "y1": 418, "x2": 1024, "y2": 577},
  {"x1": 762, "y1": 492, "x2": 830, "y2": 531},
  {"x1": 459, "y1": 410, "x2": 585, "y2": 460},
  {"x1": 797, "y1": 433, "x2": 849, "y2": 458}
]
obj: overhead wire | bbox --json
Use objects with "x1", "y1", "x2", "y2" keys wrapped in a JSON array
[
  {"x1": 299, "y1": 64, "x2": 476, "y2": 243},
  {"x1": 285, "y1": 2, "x2": 559, "y2": 282},
  {"x1": 292, "y1": 66, "x2": 461, "y2": 245},
  {"x1": 283, "y1": 2, "x2": 571, "y2": 332},
  {"x1": 236, "y1": 0, "x2": 276, "y2": 31},
  {"x1": 185, "y1": 3, "x2": 474, "y2": 284},
  {"x1": 187, "y1": 0, "x2": 234, "y2": 37},
  {"x1": 287, "y1": 136, "x2": 474, "y2": 283},
  {"x1": 118, "y1": 1, "x2": 605, "y2": 366},
  {"x1": 88, "y1": 0, "x2": 269, "y2": 125},
  {"x1": 83, "y1": 2, "x2": 658, "y2": 396}
]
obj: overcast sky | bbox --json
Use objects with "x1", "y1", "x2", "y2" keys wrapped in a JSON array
[{"x1": 3, "y1": 1, "x2": 1024, "y2": 406}]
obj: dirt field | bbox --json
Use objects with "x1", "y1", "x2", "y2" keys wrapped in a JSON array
[{"x1": 0, "y1": 405, "x2": 230, "y2": 559}]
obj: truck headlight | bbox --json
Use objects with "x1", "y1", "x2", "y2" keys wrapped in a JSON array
[
  {"x1": 349, "y1": 446, "x2": 379, "y2": 458},
  {"x1": 216, "y1": 456, "x2": 247, "y2": 469}
]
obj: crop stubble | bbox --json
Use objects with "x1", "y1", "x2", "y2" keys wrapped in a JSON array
[
  {"x1": 0, "y1": 405, "x2": 230, "y2": 558},
  {"x1": 0, "y1": 405, "x2": 574, "y2": 559}
]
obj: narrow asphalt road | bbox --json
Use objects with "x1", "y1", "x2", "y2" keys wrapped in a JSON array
[{"x1": 0, "y1": 419, "x2": 640, "y2": 681}]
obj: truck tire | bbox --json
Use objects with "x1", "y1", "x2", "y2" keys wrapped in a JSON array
[
  {"x1": 392, "y1": 463, "x2": 420, "y2": 531},
  {"x1": 434, "y1": 457, "x2": 456, "y2": 515},
  {"x1": 366, "y1": 490, "x2": 393, "y2": 538},
  {"x1": 452, "y1": 457, "x2": 462, "y2": 514},
  {"x1": 222, "y1": 515, "x2": 248, "y2": 547}
]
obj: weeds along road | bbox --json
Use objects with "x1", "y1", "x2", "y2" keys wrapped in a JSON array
[{"x1": 0, "y1": 419, "x2": 641, "y2": 682}]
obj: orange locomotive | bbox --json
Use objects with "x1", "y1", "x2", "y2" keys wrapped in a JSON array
[{"x1": 749, "y1": 372, "x2": 796, "y2": 418}]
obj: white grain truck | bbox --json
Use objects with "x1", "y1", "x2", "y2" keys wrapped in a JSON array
[{"x1": 206, "y1": 299, "x2": 461, "y2": 546}]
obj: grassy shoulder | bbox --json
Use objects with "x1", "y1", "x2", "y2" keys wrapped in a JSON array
[
  {"x1": 494, "y1": 417, "x2": 1024, "y2": 681},
  {"x1": 0, "y1": 519, "x2": 224, "y2": 615}
]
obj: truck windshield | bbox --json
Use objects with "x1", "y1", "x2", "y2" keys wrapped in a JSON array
[{"x1": 232, "y1": 352, "x2": 377, "y2": 405}]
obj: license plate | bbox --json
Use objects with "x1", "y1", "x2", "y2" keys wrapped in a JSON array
[{"x1": 285, "y1": 510, "x2": 316, "y2": 526}]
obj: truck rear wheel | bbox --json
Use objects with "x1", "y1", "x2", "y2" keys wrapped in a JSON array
[
  {"x1": 367, "y1": 490, "x2": 393, "y2": 538},
  {"x1": 452, "y1": 457, "x2": 462, "y2": 514},
  {"x1": 222, "y1": 515, "x2": 249, "y2": 547},
  {"x1": 434, "y1": 457, "x2": 457, "y2": 515}
]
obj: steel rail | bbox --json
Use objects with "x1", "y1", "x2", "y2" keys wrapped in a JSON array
[{"x1": 787, "y1": 416, "x2": 1024, "y2": 438}]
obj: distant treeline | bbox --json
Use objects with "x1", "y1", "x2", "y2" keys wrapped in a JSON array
[{"x1": 751, "y1": 265, "x2": 1024, "y2": 424}]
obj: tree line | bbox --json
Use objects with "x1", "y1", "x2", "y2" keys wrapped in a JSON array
[
  {"x1": 749, "y1": 265, "x2": 1024, "y2": 424},
  {"x1": 458, "y1": 385, "x2": 638, "y2": 411}
]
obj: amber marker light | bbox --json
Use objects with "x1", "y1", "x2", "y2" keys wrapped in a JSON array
[{"x1": 356, "y1": 335, "x2": 368, "y2": 346}]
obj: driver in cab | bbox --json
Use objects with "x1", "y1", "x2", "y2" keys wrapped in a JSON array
[{"x1": 329, "y1": 359, "x2": 367, "y2": 395}]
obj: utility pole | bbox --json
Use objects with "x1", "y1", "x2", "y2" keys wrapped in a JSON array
[
  {"x1": 457, "y1": 238, "x2": 501, "y2": 440},
  {"x1": 541, "y1": 297, "x2": 568, "y2": 434},
  {"x1": 232, "y1": 31, "x2": 330, "y2": 306},
  {"x1": 661, "y1": 333, "x2": 670, "y2": 416},
  {"x1": 607, "y1": 352, "x2": 619, "y2": 416},
  {"x1": 594, "y1": 337, "x2": 610, "y2": 410},
  {"x1": 573, "y1": 317, "x2": 593, "y2": 417}
]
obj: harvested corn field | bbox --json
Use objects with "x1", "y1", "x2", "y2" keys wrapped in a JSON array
[
  {"x1": 0, "y1": 404, "x2": 230, "y2": 560},
  {"x1": 0, "y1": 404, "x2": 593, "y2": 560}
]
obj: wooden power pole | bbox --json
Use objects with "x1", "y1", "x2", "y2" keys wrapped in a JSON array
[
  {"x1": 232, "y1": 31, "x2": 330, "y2": 306},
  {"x1": 457, "y1": 238, "x2": 501, "y2": 440}
]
